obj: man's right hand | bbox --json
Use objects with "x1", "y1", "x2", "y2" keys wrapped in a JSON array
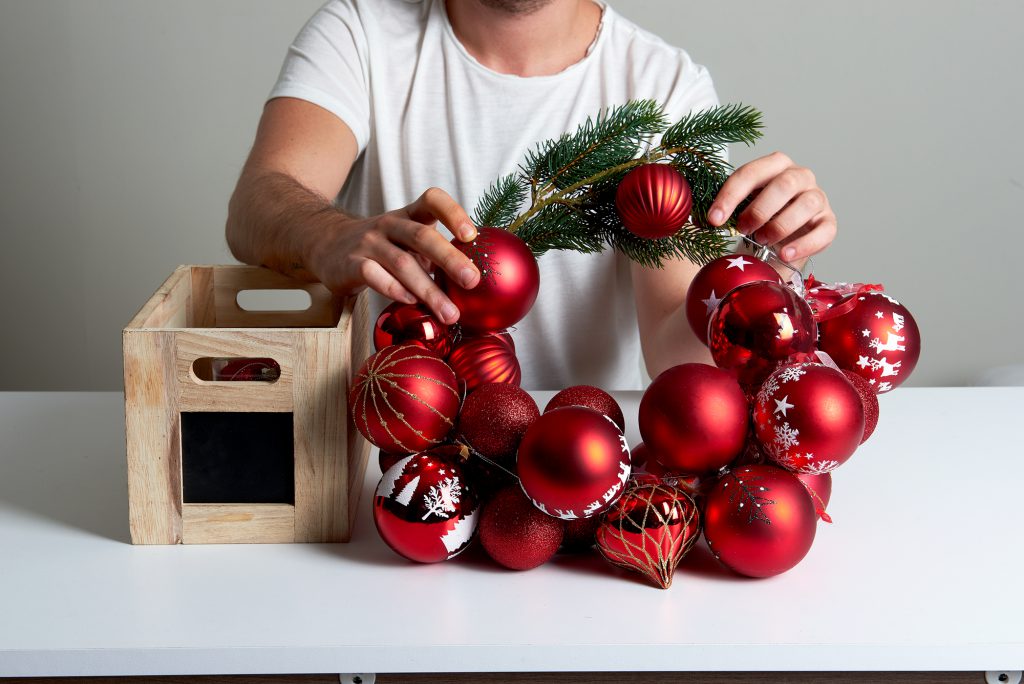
[{"x1": 307, "y1": 188, "x2": 481, "y2": 325}]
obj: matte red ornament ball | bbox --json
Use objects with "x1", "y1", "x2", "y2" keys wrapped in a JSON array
[
  {"x1": 374, "y1": 451, "x2": 479, "y2": 563},
  {"x1": 615, "y1": 164, "x2": 693, "y2": 239},
  {"x1": 708, "y1": 281, "x2": 818, "y2": 391},
  {"x1": 818, "y1": 291, "x2": 921, "y2": 394},
  {"x1": 544, "y1": 385, "x2": 626, "y2": 433},
  {"x1": 447, "y1": 334, "x2": 522, "y2": 393},
  {"x1": 479, "y1": 485, "x2": 564, "y2": 570},
  {"x1": 703, "y1": 464, "x2": 817, "y2": 578},
  {"x1": 843, "y1": 370, "x2": 880, "y2": 443},
  {"x1": 457, "y1": 383, "x2": 539, "y2": 466},
  {"x1": 752, "y1": 363, "x2": 865, "y2": 474},
  {"x1": 796, "y1": 471, "x2": 833, "y2": 523},
  {"x1": 372, "y1": 302, "x2": 453, "y2": 358},
  {"x1": 684, "y1": 255, "x2": 782, "y2": 345},
  {"x1": 350, "y1": 344, "x2": 460, "y2": 454},
  {"x1": 517, "y1": 406, "x2": 631, "y2": 519},
  {"x1": 638, "y1": 363, "x2": 749, "y2": 475},
  {"x1": 436, "y1": 227, "x2": 540, "y2": 333}
]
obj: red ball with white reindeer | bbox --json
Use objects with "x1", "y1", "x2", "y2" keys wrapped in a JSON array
[
  {"x1": 374, "y1": 451, "x2": 479, "y2": 563},
  {"x1": 818, "y1": 291, "x2": 921, "y2": 394}
]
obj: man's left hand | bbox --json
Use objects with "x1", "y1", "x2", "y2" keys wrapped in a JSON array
[{"x1": 706, "y1": 151, "x2": 837, "y2": 263}]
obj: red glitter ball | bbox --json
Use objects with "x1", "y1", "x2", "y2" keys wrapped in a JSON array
[
  {"x1": 457, "y1": 384, "x2": 540, "y2": 466},
  {"x1": 544, "y1": 385, "x2": 626, "y2": 433},
  {"x1": 843, "y1": 370, "x2": 880, "y2": 443},
  {"x1": 480, "y1": 486, "x2": 564, "y2": 570}
]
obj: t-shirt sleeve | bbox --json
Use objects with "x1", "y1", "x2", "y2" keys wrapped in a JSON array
[{"x1": 267, "y1": 0, "x2": 371, "y2": 155}]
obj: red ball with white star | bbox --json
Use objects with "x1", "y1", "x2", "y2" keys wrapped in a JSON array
[
  {"x1": 684, "y1": 255, "x2": 782, "y2": 345},
  {"x1": 818, "y1": 291, "x2": 921, "y2": 394},
  {"x1": 753, "y1": 363, "x2": 865, "y2": 474}
]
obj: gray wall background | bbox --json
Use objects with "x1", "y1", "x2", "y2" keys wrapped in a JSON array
[{"x1": 1, "y1": 0, "x2": 1020, "y2": 391}]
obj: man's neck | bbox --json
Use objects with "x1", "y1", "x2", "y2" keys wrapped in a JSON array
[{"x1": 445, "y1": 0, "x2": 602, "y2": 77}]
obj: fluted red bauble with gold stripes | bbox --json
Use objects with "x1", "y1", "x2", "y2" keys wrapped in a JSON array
[
  {"x1": 447, "y1": 334, "x2": 522, "y2": 393},
  {"x1": 615, "y1": 164, "x2": 693, "y2": 239},
  {"x1": 349, "y1": 343, "x2": 460, "y2": 454}
]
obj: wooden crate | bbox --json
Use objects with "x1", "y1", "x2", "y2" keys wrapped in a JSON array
[{"x1": 122, "y1": 265, "x2": 371, "y2": 544}]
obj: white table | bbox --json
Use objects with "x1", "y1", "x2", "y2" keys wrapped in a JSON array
[{"x1": 1, "y1": 389, "x2": 1022, "y2": 680}]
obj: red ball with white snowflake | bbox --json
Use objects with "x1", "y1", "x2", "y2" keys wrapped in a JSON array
[
  {"x1": 753, "y1": 363, "x2": 865, "y2": 474},
  {"x1": 685, "y1": 255, "x2": 782, "y2": 344},
  {"x1": 350, "y1": 344, "x2": 460, "y2": 454},
  {"x1": 818, "y1": 291, "x2": 921, "y2": 393},
  {"x1": 436, "y1": 227, "x2": 540, "y2": 333},
  {"x1": 703, "y1": 464, "x2": 818, "y2": 578},
  {"x1": 517, "y1": 406, "x2": 631, "y2": 520},
  {"x1": 373, "y1": 451, "x2": 479, "y2": 563}
]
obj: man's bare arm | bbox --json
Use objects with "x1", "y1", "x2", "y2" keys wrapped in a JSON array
[{"x1": 226, "y1": 97, "x2": 480, "y2": 324}]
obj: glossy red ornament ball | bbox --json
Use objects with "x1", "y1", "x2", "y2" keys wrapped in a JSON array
[
  {"x1": 447, "y1": 334, "x2": 521, "y2": 393},
  {"x1": 818, "y1": 291, "x2": 921, "y2": 394},
  {"x1": 517, "y1": 406, "x2": 631, "y2": 520},
  {"x1": 561, "y1": 515, "x2": 601, "y2": 552},
  {"x1": 544, "y1": 385, "x2": 625, "y2": 433},
  {"x1": 457, "y1": 383, "x2": 539, "y2": 466},
  {"x1": 372, "y1": 302, "x2": 453, "y2": 358},
  {"x1": 638, "y1": 363, "x2": 748, "y2": 475},
  {"x1": 685, "y1": 255, "x2": 782, "y2": 345},
  {"x1": 703, "y1": 464, "x2": 817, "y2": 578},
  {"x1": 596, "y1": 481, "x2": 701, "y2": 589},
  {"x1": 615, "y1": 164, "x2": 693, "y2": 239},
  {"x1": 753, "y1": 363, "x2": 865, "y2": 474},
  {"x1": 843, "y1": 370, "x2": 880, "y2": 443},
  {"x1": 374, "y1": 452, "x2": 479, "y2": 563},
  {"x1": 436, "y1": 227, "x2": 540, "y2": 333},
  {"x1": 350, "y1": 344, "x2": 460, "y2": 454},
  {"x1": 796, "y1": 471, "x2": 833, "y2": 523},
  {"x1": 708, "y1": 280, "x2": 818, "y2": 390},
  {"x1": 479, "y1": 485, "x2": 564, "y2": 570},
  {"x1": 208, "y1": 357, "x2": 281, "y2": 382}
]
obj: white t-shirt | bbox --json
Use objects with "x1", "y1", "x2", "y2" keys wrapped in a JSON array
[{"x1": 268, "y1": 0, "x2": 720, "y2": 390}]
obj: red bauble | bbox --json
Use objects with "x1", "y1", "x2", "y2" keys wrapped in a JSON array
[
  {"x1": 447, "y1": 334, "x2": 521, "y2": 392},
  {"x1": 479, "y1": 485, "x2": 564, "y2": 570},
  {"x1": 685, "y1": 255, "x2": 782, "y2": 345},
  {"x1": 615, "y1": 164, "x2": 693, "y2": 239},
  {"x1": 373, "y1": 452, "x2": 479, "y2": 563},
  {"x1": 818, "y1": 291, "x2": 921, "y2": 394},
  {"x1": 350, "y1": 344, "x2": 460, "y2": 453},
  {"x1": 703, "y1": 464, "x2": 818, "y2": 578},
  {"x1": 796, "y1": 471, "x2": 833, "y2": 523},
  {"x1": 544, "y1": 385, "x2": 626, "y2": 433},
  {"x1": 753, "y1": 363, "x2": 865, "y2": 474},
  {"x1": 457, "y1": 383, "x2": 539, "y2": 466},
  {"x1": 630, "y1": 441, "x2": 650, "y2": 471},
  {"x1": 373, "y1": 302, "x2": 453, "y2": 358},
  {"x1": 596, "y1": 482, "x2": 701, "y2": 589},
  {"x1": 517, "y1": 406, "x2": 631, "y2": 519},
  {"x1": 436, "y1": 227, "x2": 539, "y2": 332},
  {"x1": 561, "y1": 516, "x2": 601, "y2": 552},
  {"x1": 708, "y1": 280, "x2": 818, "y2": 390},
  {"x1": 209, "y1": 357, "x2": 281, "y2": 382},
  {"x1": 379, "y1": 450, "x2": 405, "y2": 473},
  {"x1": 638, "y1": 363, "x2": 748, "y2": 475},
  {"x1": 843, "y1": 370, "x2": 880, "y2": 443}
]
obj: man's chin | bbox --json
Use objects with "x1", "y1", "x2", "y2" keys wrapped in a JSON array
[{"x1": 478, "y1": 0, "x2": 556, "y2": 16}]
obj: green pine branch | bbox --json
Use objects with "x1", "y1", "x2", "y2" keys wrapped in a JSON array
[{"x1": 470, "y1": 100, "x2": 765, "y2": 267}]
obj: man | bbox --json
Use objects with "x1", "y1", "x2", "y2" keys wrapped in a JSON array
[{"x1": 226, "y1": 0, "x2": 837, "y2": 390}]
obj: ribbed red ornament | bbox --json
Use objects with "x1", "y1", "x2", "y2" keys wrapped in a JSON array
[
  {"x1": 349, "y1": 344, "x2": 460, "y2": 454},
  {"x1": 638, "y1": 363, "x2": 748, "y2": 475},
  {"x1": 544, "y1": 385, "x2": 625, "y2": 433},
  {"x1": 596, "y1": 481, "x2": 701, "y2": 589},
  {"x1": 684, "y1": 255, "x2": 782, "y2": 345},
  {"x1": 818, "y1": 291, "x2": 921, "y2": 394},
  {"x1": 616, "y1": 164, "x2": 693, "y2": 239},
  {"x1": 447, "y1": 334, "x2": 521, "y2": 392},
  {"x1": 436, "y1": 227, "x2": 539, "y2": 333},
  {"x1": 374, "y1": 451, "x2": 479, "y2": 563},
  {"x1": 752, "y1": 363, "x2": 865, "y2": 474},
  {"x1": 703, "y1": 464, "x2": 818, "y2": 578},
  {"x1": 373, "y1": 302, "x2": 453, "y2": 358},
  {"x1": 517, "y1": 406, "x2": 631, "y2": 520}
]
